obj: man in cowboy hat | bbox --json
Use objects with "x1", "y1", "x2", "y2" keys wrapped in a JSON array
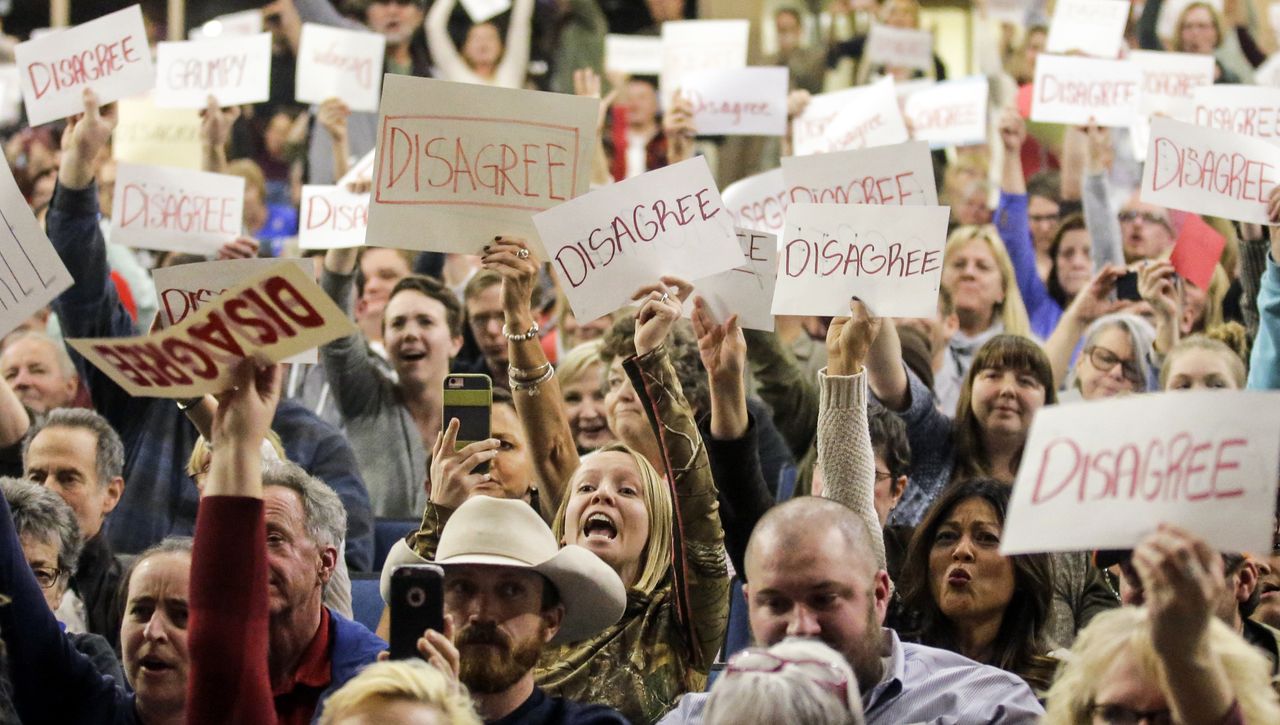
[{"x1": 386, "y1": 495, "x2": 629, "y2": 723}]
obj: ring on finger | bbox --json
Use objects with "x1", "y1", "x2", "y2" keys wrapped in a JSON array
[
  {"x1": 659, "y1": 292, "x2": 670, "y2": 303},
  {"x1": 516, "y1": 248, "x2": 530, "y2": 259}
]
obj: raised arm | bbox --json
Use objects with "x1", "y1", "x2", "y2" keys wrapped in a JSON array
[
  {"x1": 317, "y1": 98, "x2": 351, "y2": 180},
  {"x1": 200, "y1": 96, "x2": 240, "y2": 174},
  {"x1": 424, "y1": 0, "x2": 473, "y2": 82},
  {"x1": 1043, "y1": 266, "x2": 1127, "y2": 388},
  {"x1": 494, "y1": 0, "x2": 535, "y2": 88},
  {"x1": 574, "y1": 68, "x2": 617, "y2": 188},
  {"x1": 996, "y1": 109, "x2": 1054, "y2": 325},
  {"x1": 1080, "y1": 126, "x2": 1125, "y2": 269},
  {"x1": 1139, "y1": 260, "x2": 1181, "y2": 358},
  {"x1": 1137, "y1": 0, "x2": 1167, "y2": 51},
  {"x1": 742, "y1": 327, "x2": 820, "y2": 461},
  {"x1": 1248, "y1": 190, "x2": 1280, "y2": 389},
  {"x1": 864, "y1": 307, "x2": 910, "y2": 411},
  {"x1": 319, "y1": 248, "x2": 390, "y2": 420}
]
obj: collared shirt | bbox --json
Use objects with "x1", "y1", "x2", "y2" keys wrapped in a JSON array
[
  {"x1": 273, "y1": 609, "x2": 334, "y2": 725},
  {"x1": 490, "y1": 686, "x2": 630, "y2": 725}
]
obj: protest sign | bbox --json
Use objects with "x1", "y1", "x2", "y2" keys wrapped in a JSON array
[
  {"x1": 772, "y1": 203, "x2": 950, "y2": 318},
  {"x1": 296, "y1": 24, "x2": 386, "y2": 113},
  {"x1": 1001, "y1": 390, "x2": 1280, "y2": 556},
  {"x1": 796, "y1": 77, "x2": 909, "y2": 155},
  {"x1": 459, "y1": 0, "x2": 512, "y2": 23},
  {"x1": 659, "y1": 20, "x2": 748, "y2": 109},
  {"x1": 338, "y1": 148, "x2": 377, "y2": 187},
  {"x1": 0, "y1": 66, "x2": 21, "y2": 127},
  {"x1": 299, "y1": 185, "x2": 369, "y2": 249},
  {"x1": 1192, "y1": 84, "x2": 1280, "y2": 142},
  {"x1": 722, "y1": 168, "x2": 788, "y2": 237},
  {"x1": 15, "y1": 5, "x2": 155, "y2": 126},
  {"x1": 902, "y1": 76, "x2": 989, "y2": 148},
  {"x1": 680, "y1": 67, "x2": 788, "y2": 137},
  {"x1": 782, "y1": 140, "x2": 938, "y2": 207},
  {"x1": 604, "y1": 35, "x2": 663, "y2": 75},
  {"x1": 1158, "y1": 0, "x2": 1223, "y2": 41},
  {"x1": 533, "y1": 156, "x2": 741, "y2": 322},
  {"x1": 110, "y1": 163, "x2": 246, "y2": 254},
  {"x1": 1170, "y1": 214, "x2": 1226, "y2": 290},
  {"x1": 0, "y1": 154, "x2": 72, "y2": 338},
  {"x1": 1129, "y1": 50, "x2": 1215, "y2": 122},
  {"x1": 154, "y1": 33, "x2": 272, "y2": 109},
  {"x1": 1045, "y1": 0, "x2": 1130, "y2": 59},
  {"x1": 153, "y1": 257, "x2": 318, "y2": 364},
  {"x1": 367, "y1": 75, "x2": 598, "y2": 256},
  {"x1": 190, "y1": 9, "x2": 263, "y2": 40},
  {"x1": 113, "y1": 93, "x2": 202, "y2": 169},
  {"x1": 1031, "y1": 54, "x2": 1141, "y2": 127},
  {"x1": 1256, "y1": 53, "x2": 1280, "y2": 88},
  {"x1": 864, "y1": 24, "x2": 933, "y2": 72},
  {"x1": 67, "y1": 262, "x2": 356, "y2": 398},
  {"x1": 792, "y1": 87, "x2": 865, "y2": 156},
  {"x1": 687, "y1": 228, "x2": 778, "y2": 332},
  {"x1": 1140, "y1": 116, "x2": 1280, "y2": 226}
]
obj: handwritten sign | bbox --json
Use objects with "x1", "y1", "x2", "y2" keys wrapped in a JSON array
[
  {"x1": 110, "y1": 163, "x2": 246, "y2": 254},
  {"x1": 296, "y1": 24, "x2": 386, "y2": 113},
  {"x1": 660, "y1": 20, "x2": 749, "y2": 109},
  {"x1": 772, "y1": 203, "x2": 950, "y2": 318},
  {"x1": 1129, "y1": 50, "x2": 1215, "y2": 122},
  {"x1": 533, "y1": 156, "x2": 741, "y2": 322},
  {"x1": 338, "y1": 148, "x2": 377, "y2": 188},
  {"x1": 113, "y1": 93, "x2": 202, "y2": 170},
  {"x1": 152, "y1": 258, "x2": 318, "y2": 364},
  {"x1": 1031, "y1": 54, "x2": 1140, "y2": 127},
  {"x1": 190, "y1": 9, "x2": 264, "y2": 40},
  {"x1": 1001, "y1": 390, "x2": 1280, "y2": 556},
  {"x1": 1158, "y1": 0, "x2": 1224, "y2": 42},
  {"x1": 688, "y1": 228, "x2": 778, "y2": 332},
  {"x1": 15, "y1": 5, "x2": 155, "y2": 126},
  {"x1": 367, "y1": 75, "x2": 598, "y2": 256},
  {"x1": 1192, "y1": 84, "x2": 1280, "y2": 142},
  {"x1": 792, "y1": 87, "x2": 865, "y2": 156},
  {"x1": 460, "y1": 0, "x2": 513, "y2": 23},
  {"x1": 0, "y1": 154, "x2": 73, "y2": 338},
  {"x1": 902, "y1": 76, "x2": 989, "y2": 148},
  {"x1": 1140, "y1": 115, "x2": 1280, "y2": 225},
  {"x1": 154, "y1": 33, "x2": 272, "y2": 109},
  {"x1": 67, "y1": 262, "x2": 356, "y2": 399},
  {"x1": 822, "y1": 77, "x2": 911, "y2": 153},
  {"x1": 864, "y1": 24, "x2": 933, "y2": 72},
  {"x1": 299, "y1": 185, "x2": 369, "y2": 249},
  {"x1": 605, "y1": 35, "x2": 663, "y2": 76},
  {"x1": 1044, "y1": 0, "x2": 1130, "y2": 59},
  {"x1": 782, "y1": 141, "x2": 938, "y2": 208},
  {"x1": 680, "y1": 67, "x2": 788, "y2": 137},
  {"x1": 722, "y1": 168, "x2": 788, "y2": 237}
]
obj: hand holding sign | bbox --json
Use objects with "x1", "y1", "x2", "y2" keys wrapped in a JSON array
[
  {"x1": 1131, "y1": 524, "x2": 1225, "y2": 660},
  {"x1": 200, "y1": 95, "x2": 241, "y2": 152},
  {"x1": 826, "y1": 298, "x2": 882, "y2": 377},
  {"x1": 633, "y1": 277, "x2": 693, "y2": 357},
  {"x1": 60, "y1": 89, "x2": 118, "y2": 190},
  {"x1": 211, "y1": 358, "x2": 283, "y2": 454},
  {"x1": 481, "y1": 236, "x2": 540, "y2": 328}
]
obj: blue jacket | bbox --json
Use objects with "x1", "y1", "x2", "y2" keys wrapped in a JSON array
[{"x1": 1249, "y1": 253, "x2": 1280, "y2": 389}]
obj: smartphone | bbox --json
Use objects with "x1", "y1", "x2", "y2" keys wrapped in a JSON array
[
  {"x1": 1115, "y1": 271, "x2": 1142, "y2": 302},
  {"x1": 442, "y1": 374, "x2": 493, "y2": 473},
  {"x1": 389, "y1": 564, "x2": 445, "y2": 660}
]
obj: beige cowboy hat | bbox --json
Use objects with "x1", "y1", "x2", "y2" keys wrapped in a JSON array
[{"x1": 435, "y1": 495, "x2": 626, "y2": 645}]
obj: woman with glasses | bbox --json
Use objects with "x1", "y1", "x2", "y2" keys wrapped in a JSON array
[
  {"x1": 705, "y1": 638, "x2": 864, "y2": 725},
  {"x1": 1061, "y1": 314, "x2": 1159, "y2": 402}
]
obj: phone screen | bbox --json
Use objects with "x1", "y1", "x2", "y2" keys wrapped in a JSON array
[{"x1": 449, "y1": 403, "x2": 490, "y2": 444}]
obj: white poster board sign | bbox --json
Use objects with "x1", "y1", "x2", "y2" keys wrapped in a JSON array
[
  {"x1": 1031, "y1": 54, "x2": 1141, "y2": 127},
  {"x1": 605, "y1": 35, "x2": 663, "y2": 76},
  {"x1": 1045, "y1": 0, "x2": 1130, "y2": 59},
  {"x1": 1002, "y1": 390, "x2": 1280, "y2": 556},
  {"x1": 864, "y1": 24, "x2": 933, "y2": 72},
  {"x1": 793, "y1": 87, "x2": 865, "y2": 156},
  {"x1": 460, "y1": 0, "x2": 512, "y2": 23},
  {"x1": 1129, "y1": 50, "x2": 1215, "y2": 122},
  {"x1": 15, "y1": 5, "x2": 155, "y2": 126},
  {"x1": 659, "y1": 20, "x2": 749, "y2": 109},
  {"x1": 338, "y1": 148, "x2": 377, "y2": 188},
  {"x1": 796, "y1": 77, "x2": 909, "y2": 155},
  {"x1": 772, "y1": 203, "x2": 950, "y2": 318},
  {"x1": 299, "y1": 185, "x2": 369, "y2": 249},
  {"x1": 902, "y1": 76, "x2": 990, "y2": 148},
  {"x1": 0, "y1": 156, "x2": 73, "y2": 337},
  {"x1": 533, "y1": 157, "x2": 742, "y2": 322},
  {"x1": 296, "y1": 24, "x2": 387, "y2": 113},
  {"x1": 681, "y1": 67, "x2": 788, "y2": 137},
  {"x1": 688, "y1": 228, "x2": 778, "y2": 332},
  {"x1": 722, "y1": 168, "x2": 788, "y2": 237},
  {"x1": 190, "y1": 9, "x2": 264, "y2": 40},
  {"x1": 1140, "y1": 116, "x2": 1280, "y2": 226},
  {"x1": 113, "y1": 93, "x2": 203, "y2": 170},
  {"x1": 1192, "y1": 84, "x2": 1280, "y2": 142},
  {"x1": 154, "y1": 33, "x2": 272, "y2": 109},
  {"x1": 110, "y1": 163, "x2": 246, "y2": 254},
  {"x1": 782, "y1": 140, "x2": 938, "y2": 207}
]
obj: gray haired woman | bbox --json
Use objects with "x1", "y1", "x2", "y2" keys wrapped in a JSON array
[
  {"x1": 1062, "y1": 313, "x2": 1159, "y2": 402},
  {"x1": 704, "y1": 638, "x2": 865, "y2": 725}
]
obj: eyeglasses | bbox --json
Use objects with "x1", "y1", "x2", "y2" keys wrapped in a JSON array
[
  {"x1": 724, "y1": 649, "x2": 850, "y2": 704},
  {"x1": 1089, "y1": 703, "x2": 1174, "y2": 725},
  {"x1": 1085, "y1": 346, "x2": 1144, "y2": 385},
  {"x1": 30, "y1": 566, "x2": 64, "y2": 590},
  {"x1": 1117, "y1": 210, "x2": 1171, "y2": 229}
]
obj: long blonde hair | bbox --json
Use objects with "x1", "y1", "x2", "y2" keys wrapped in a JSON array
[{"x1": 943, "y1": 225, "x2": 1032, "y2": 338}]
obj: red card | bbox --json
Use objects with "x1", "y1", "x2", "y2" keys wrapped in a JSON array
[
  {"x1": 1170, "y1": 214, "x2": 1226, "y2": 290},
  {"x1": 1017, "y1": 83, "x2": 1033, "y2": 119}
]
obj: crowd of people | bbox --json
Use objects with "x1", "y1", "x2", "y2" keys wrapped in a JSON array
[{"x1": 0, "y1": 0, "x2": 1279, "y2": 723}]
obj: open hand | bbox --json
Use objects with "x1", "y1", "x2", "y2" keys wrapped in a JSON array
[{"x1": 690, "y1": 297, "x2": 745, "y2": 386}]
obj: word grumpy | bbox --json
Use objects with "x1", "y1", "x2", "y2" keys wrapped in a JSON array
[
  {"x1": 783, "y1": 234, "x2": 941, "y2": 279},
  {"x1": 28, "y1": 37, "x2": 142, "y2": 99},
  {"x1": 163, "y1": 54, "x2": 247, "y2": 90}
]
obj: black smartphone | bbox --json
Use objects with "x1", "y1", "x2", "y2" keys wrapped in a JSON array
[
  {"x1": 1115, "y1": 271, "x2": 1142, "y2": 301},
  {"x1": 389, "y1": 564, "x2": 445, "y2": 660},
  {"x1": 442, "y1": 374, "x2": 493, "y2": 474}
]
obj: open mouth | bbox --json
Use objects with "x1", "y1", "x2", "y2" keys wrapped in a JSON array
[
  {"x1": 399, "y1": 350, "x2": 427, "y2": 362},
  {"x1": 582, "y1": 512, "x2": 618, "y2": 542},
  {"x1": 1261, "y1": 582, "x2": 1280, "y2": 597},
  {"x1": 139, "y1": 655, "x2": 173, "y2": 673},
  {"x1": 578, "y1": 420, "x2": 607, "y2": 435}
]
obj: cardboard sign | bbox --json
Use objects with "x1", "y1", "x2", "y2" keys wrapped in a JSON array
[
  {"x1": 0, "y1": 156, "x2": 73, "y2": 338},
  {"x1": 1141, "y1": 116, "x2": 1280, "y2": 226},
  {"x1": 1129, "y1": 50, "x2": 1215, "y2": 122},
  {"x1": 67, "y1": 262, "x2": 357, "y2": 398},
  {"x1": 782, "y1": 140, "x2": 938, "y2": 207},
  {"x1": 15, "y1": 5, "x2": 155, "y2": 126},
  {"x1": 1158, "y1": 0, "x2": 1224, "y2": 41},
  {"x1": 1170, "y1": 214, "x2": 1226, "y2": 291},
  {"x1": 797, "y1": 77, "x2": 910, "y2": 155},
  {"x1": 864, "y1": 24, "x2": 933, "y2": 72},
  {"x1": 772, "y1": 203, "x2": 950, "y2": 318},
  {"x1": 688, "y1": 228, "x2": 778, "y2": 332},
  {"x1": 113, "y1": 93, "x2": 203, "y2": 170},
  {"x1": 681, "y1": 67, "x2": 788, "y2": 137},
  {"x1": 460, "y1": 0, "x2": 512, "y2": 23},
  {"x1": 902, "y1": 76, "x2": 990, "y2": 148},
  {"x1": 660, "y1": 20, "x2": 749, "y2": 109},
  {"x1": 338, "y1": 148, "x2": 377, "y2": 188},
  {"x1": 1192, "y1": 84, "x2": 1280, "y2": 142},
  {"x1": 722, "y1": 168, "x2": 788, "y2": 237},
  {"x1": 533, "y1": 156, "x2": 742, "y2": 322},
  {"x1": 1031, "y1": 54, "x2": 1141, "y2": 127},
  {"x1": 367, "y1": 75, "x2": 597, "y2": 256},
  {"x1": 154, "y1": 33, "x2": 272, "y2": 109},
  {"x1": 190, "y1": 9, "x2": 264, "y2": 40},
  {"x1": 1001, "y1": 390, "x2": 1280, "y2": 556},
  {"x1": 1044, "y1": 0, "x2": 1130, "y2": 59},
  {"x1": 604, "y1": 35, "x2": 663, "y2": 76},
  {"x1": 296, "y1": 24, "x2": 386, "y2": 113},
  {"x1": 110, "y1": 163, "x2": 246, "y2": 254},
  {"x1": 152, "y1": 257, "x2": 318, "y2": 364},
  {"x1": 299, "y1": 185, "x2": 369, "y2": 249}
]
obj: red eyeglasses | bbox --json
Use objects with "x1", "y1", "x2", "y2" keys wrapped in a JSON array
[{"x1": 723, "y1": 648, "x2": 852, "y2": 706}]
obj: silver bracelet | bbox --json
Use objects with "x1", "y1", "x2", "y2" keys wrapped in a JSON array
[
  {"x1": 510, "y1": 366, "x2": 555, "y2": 396},
  {"x1": 509, "y1": 362, "x2": 551, "y2": 382},
  {"x1": 503, "y1": 320, "x2": 540, "y2": 342}
]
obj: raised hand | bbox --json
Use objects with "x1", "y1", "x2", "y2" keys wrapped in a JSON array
[
  {"x1": 690, "y1": 297, "x2": 745, "y2": 387},
  {"x1": 998, "y1": 106, "x2": 1025, "y2": 154},
  {"x1": 481, "y1": 236, "x2": 539, "y2": 327},
  {"x1": 429, "y1": 418, "x2": 500, "y2": 511},
  {"x1": 573, "y1": 67, "x2": 618, "y2": 136},
  {"x1": 1131, "y1": 524, "x2": 1224, "y2": 659},
  {"x1": 631, "y1": 276, "x2": 693, "y2": 356},
  {"x1": 826, "y1": 298, "x2": 882, "y2": 376},
  {"x1": 317, "y1": 98, "x2": 350, "y2": 144},
  {"x1": 1066, "y1": 264, "x2": 1128, "y2": 324},
  {"x1": 200, "y1": 95, "x2": 241, "y2": 150},
  {"x1": 59, "y1": 89, "x2": 118, "y2": 190},
  {"x1": 217, "y1": 236, "x2": 260, "y2": 260},
  {"x1": 662, "y1": 91, "x2": 696, "y2": 164},
  {"x1": 212, "y1": 359, "x2": 282, "y2": 453},
  {"x1": 1138, "y1": 260, "x2": 1179, "y2": 325}
]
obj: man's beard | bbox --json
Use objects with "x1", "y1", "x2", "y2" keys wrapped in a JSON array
[
  {"x1": 456, "y1": 621, "x2": 545, "y2": 695},
  {"x1": 844, "y1": 601, "x2": 886, "y2": 695}
]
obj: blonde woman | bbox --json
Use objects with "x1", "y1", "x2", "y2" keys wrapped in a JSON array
[{"x1": 319, "y1": 659, "x2": 481, "y2": 725}]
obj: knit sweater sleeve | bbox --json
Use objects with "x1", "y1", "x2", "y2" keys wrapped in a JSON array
[
  {"x1": 319, "y1": 268, "x2": 389, "y2": 420},
  {"x1": 817, "y1": 368, "x2": 886, "y2": 571},
  {"x1": 1084, "y1": 173, "x2": 1125, "y2": 268}
]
